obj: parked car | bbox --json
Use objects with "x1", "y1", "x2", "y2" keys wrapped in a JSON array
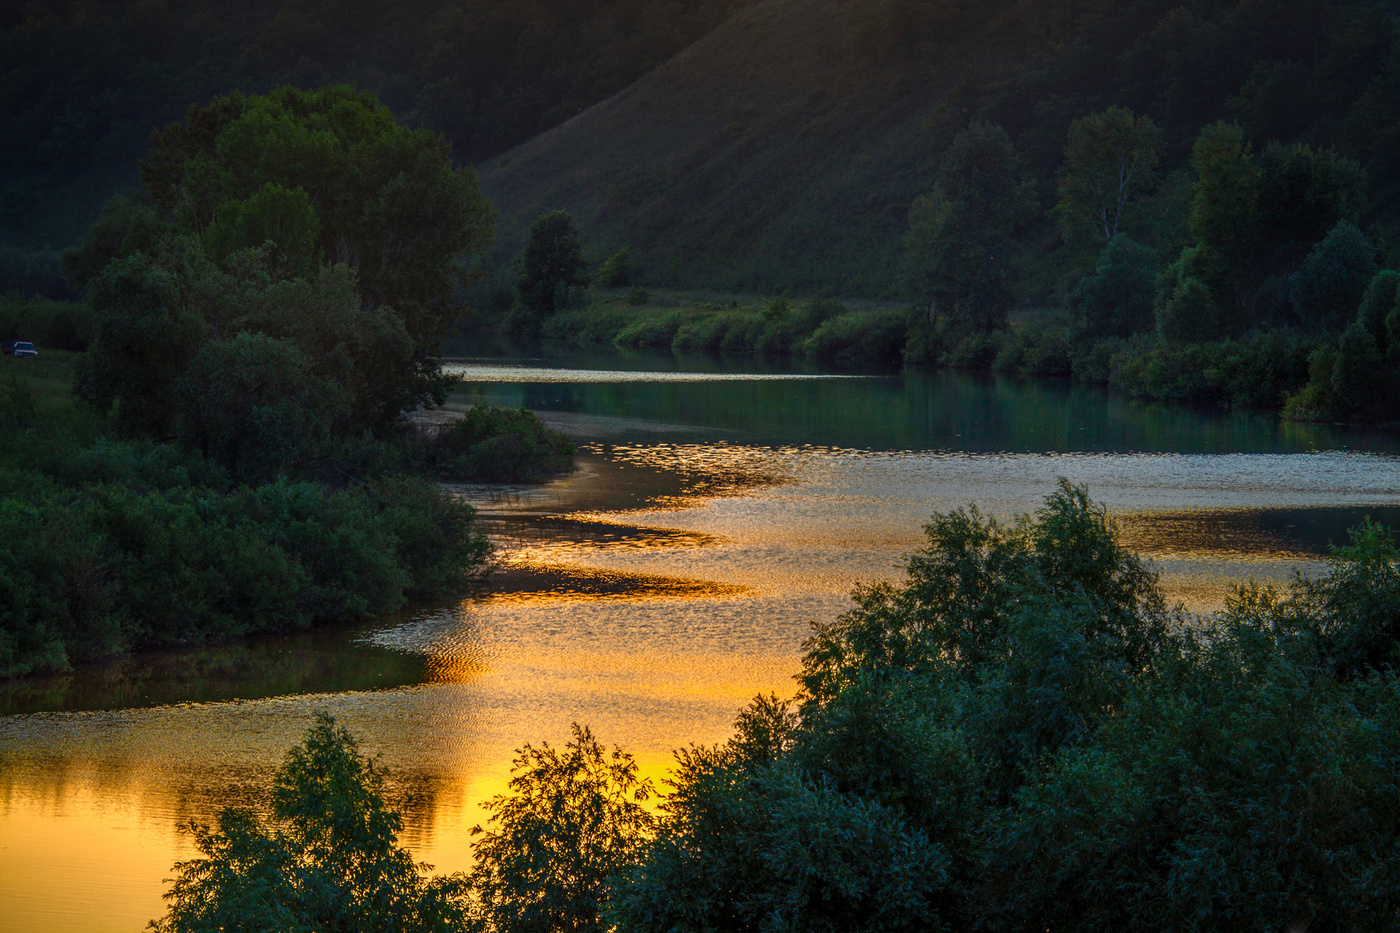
[{"x1": 3, "y1": 340, "x2": 37, "y2": 357}]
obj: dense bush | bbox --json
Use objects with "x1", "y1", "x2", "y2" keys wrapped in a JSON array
[
  {"x1": 409, "y1": 406, "x2": 575, "y2": 484},
  {"x1": 0, "y1": 293, "x2": 90, "y2": 350},
  {"x1": 0, "y1": 434, "x2": 490, "y2": 679}
]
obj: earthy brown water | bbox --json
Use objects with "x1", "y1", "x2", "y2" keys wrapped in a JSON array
[{"x1": 3, "y1": 357, "x2": 1399, "y2": 932}]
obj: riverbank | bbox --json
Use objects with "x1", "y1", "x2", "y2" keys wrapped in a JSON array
[
  {"x1": 0, "y1": 349, "x2": 574, "y2": 682},
  {"x1": 472, "y1": 289, "x2": 1369, "y2": 422}
]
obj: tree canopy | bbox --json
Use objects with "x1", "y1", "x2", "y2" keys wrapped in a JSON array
[{"x1": 69, "y1": 85, "x2": 495, "y2": 475}]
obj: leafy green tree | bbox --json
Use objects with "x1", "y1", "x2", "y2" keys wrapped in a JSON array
[
  {"x1": 1156, "y1": 264, "x2": 1219, "y2": 344},
  {"x1": 517, "y1": 210, "x2": 590, "y2": 330},
  {"x1": 469, "y1": 723, "x2": 654, "y2": 933},
  {"x1": 76, "y1": 244, "x2": 211, "y2": 436},
  {"x1": 1066, "y1": 234, "x2": 1157, "y2": 338},
  {"x1": 1292, "y1": 220, "x2": 1377, "y2": 333},
  {"x1": 1056, "y1": 106, "x2": 1162, "y2": 246},
  {"x1": 1183, "y1": 122, "x2": 1260, "y2": 323},
  {"x1": 596, "y1": 246, "x2": 634, "y2": 287},
  {"x1": 1357, "y1": 268, "x2": 1400, "y2": 352},
  {"x1": 1254, "y1": 142, "x2": 1367, "y2": 275},
  {"x1": 904, "y1": 124, "x2": 1027, "y2": 332},
  {"x1": 174, "y1": 333, "x2": 345, "y2": 484},
  {"x1": 150, "y1": 714, "x2": 472, "y2": 933},
  {"x1": 78, "y1": 84, "x2": 494, "y2": 439},
  {"x1": 1330, "y1": 321, "x2": 1390, "y2": 420}
]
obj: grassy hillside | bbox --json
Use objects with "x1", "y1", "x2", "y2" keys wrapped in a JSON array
[
  {"x1": 479, "y1": 0, "x2": 948, "y2": 296},
  {"x1": 479, "y1": 0, "x2": 1400, "y2": 298}
]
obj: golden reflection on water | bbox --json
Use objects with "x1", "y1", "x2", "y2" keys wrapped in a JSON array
[{"x1": 4, "y1": 442, "x2": 1400, "y2": 933}]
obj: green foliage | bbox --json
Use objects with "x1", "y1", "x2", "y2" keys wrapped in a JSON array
[
  {"x1": 1357, "y1": 268, "x2": 1400, "y2": 351},
  {"x1": 204, "y1": 183, "x2": 322, "y2": 280},
  {"x1": 0, "y1": 367, "x2": 35, "y2": 427},
  {"x1": 73, "y1": 85, "x2": 494, "y2": 449},
  {"x1": 606, "y1": 490, "x2": 1400, "y2": 931},
  {"x1": 1185, "y1": 122, "x2": 1259, "y2": 314},
  {"x1": 596, "y1": 246, "x2": 635, "y2": 287},
  {"x1": 799, "y1": 309, "x2": 909, "y2": 368},
  {"x1": 175, "y1": 333, "x2": 343, "y2": 485},
  {"x1": 516, "y1": 211, "x2": 589, "y2": 330},
  {"x1": 0, "y1": 428, "x2": 490, "y2": 678},
  {"x1": 1066, "y1": 235, "x2": 1157, "y2": 338},
  {"x1": 613, "y1": 310, "x2": 686, "y2": 350},
  {"x1": 412, "y1": 407, "x2": 575, "y2": 483},
  {"x1": 1156, "y1": 271, "x2": 1219, "y2": 344},
  {"x1": 470, "y1": 724, "x2": 654, "y2": 933},
  {"x1": 0, "y1": 292, "x2": 92, "y2": 350},
  {"x1": 904, "y1": 125, "x2": 1026, "y2": 332},
  {"x1": 1056, "y1": 106, "x2": 1162, "y2": 247},
  {"x1": 1076, "y1": 329, "x2": 1315, "y2": 409},
  {"x1": 1292, "y1": 220, "x2": 1378, "y2": 333},
  {"x1": 150, "y1": 714, "x2": 471, "y2": 933}
]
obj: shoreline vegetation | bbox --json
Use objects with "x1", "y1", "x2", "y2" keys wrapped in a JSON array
[
  {"x1": 0, "y1": 88, "x2": 576, "y2": 683},
  {"x1": 150, "y1": 485, "x2": 1400, "y2": 932}
]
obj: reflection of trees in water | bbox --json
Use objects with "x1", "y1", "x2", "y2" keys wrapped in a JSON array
[
  {"x1": 466, "y1": 365, "x2": 1389, "y2": 453},
  {"x1": 0, "y1": 625, "x2": 431, "y2": 716}
]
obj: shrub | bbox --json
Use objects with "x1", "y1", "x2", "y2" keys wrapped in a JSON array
[
  {"x1": 614, "y1": 310, "x2": 685, "y2": 349},
  {"x1": 597, "y1": 246, "x2": 634, "y2": 287},
  {"x1": 800, "y1": 309, "x2": 909, "y2": 367},
  {"x1": 1066, "y1": 235, "x2": 1157, "y2": 338},
  {"x1": 418, "y1": 406, "x2": 574, "y2": 483},
  {"x1": 470, "y1": 724, "x2": 654, "y2": 933},
  {"x1": 1292, "y1": 220, "x2": 1377, "y2": 333}
]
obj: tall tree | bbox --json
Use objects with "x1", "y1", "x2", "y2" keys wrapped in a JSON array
[
  {"x1": 1056, "y1": 106, "x2": 1162, "y2": 245},
  {"x1": 516, "y1": 210, "x2": 589, "y2": 328},
  {"x1": 904, "y1": 124, "x2": 1027, "y2": 332},
  {"x1": 73, "y1": 85, "x2": 495, "y2": 443}
]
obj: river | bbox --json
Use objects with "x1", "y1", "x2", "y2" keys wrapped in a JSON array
[{"x1": 3, "y1": 349, "x2": 1399, "y2": 932}]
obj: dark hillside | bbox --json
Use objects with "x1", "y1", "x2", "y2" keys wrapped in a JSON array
[
  {"x1": 480, "y1": 0, "x2": 1400, "y2": 298},
  {"x1": 0, "y1": 0, "x2": 755, "y2": 294},
  {"x1": 479, "y1": 0, "x2": 951, "y2": 295}
]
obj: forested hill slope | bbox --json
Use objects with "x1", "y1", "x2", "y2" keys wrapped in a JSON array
[{"x1": 479, "y1": 0, "x2": 1400, "y2": 298}]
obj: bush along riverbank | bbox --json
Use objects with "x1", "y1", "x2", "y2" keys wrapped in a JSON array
[{"x1": 0, "y1": 87, "x2": 577, "y2": 681}]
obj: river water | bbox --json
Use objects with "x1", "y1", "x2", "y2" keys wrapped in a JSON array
[{"x1": 3, "y1": 351, "x2": 1399, "y2": 932}]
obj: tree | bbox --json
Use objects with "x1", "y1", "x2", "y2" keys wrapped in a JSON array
[
  {"x1": 1184, "y1": 122, "x2": 1260, "y2": 323},
  {"x1": 76, "y1": 85, "x2": 495, "y2": 440},
  {"x1": 150, "y1": 714, "x2": 471, "y2": 933},
  {"x1": 174, "y1": 332, "x2": 345, "y2": 484},
  {"x1": 469, "y1": 723, "x2": 654, "y2": 933},
  {"x1": 1292, "y1": 220, "x2": 1377, "y2": 333},
  {"x1": 596, "y1": 246, "x2": 634, "y2": 287},
  {"x1": 1066, "y1": 235, "x2": 1158, "y2": 338},
  {"x1": 517, "y1": 210, "x2": 589, "y2": 329},
  {"x1": 904, "y1": 124, "x2": 1027, "y2": 332},
  {"x1": 1056, "y1": 106, "x2": 1162, "y2": 246}
]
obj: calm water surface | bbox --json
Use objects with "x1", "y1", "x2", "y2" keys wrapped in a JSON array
[{"x1": 4, "y1": 351, "x2": 1400, "y2": 932}]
